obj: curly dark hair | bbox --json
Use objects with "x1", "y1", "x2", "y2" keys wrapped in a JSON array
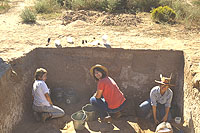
[{"x1": 93, "y1": 67, "x2": 107, "y2": 81}]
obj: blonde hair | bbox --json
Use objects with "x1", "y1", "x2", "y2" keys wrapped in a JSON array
[{"x1": 34, "y1": 68, "x2": 47, "y2": 80}]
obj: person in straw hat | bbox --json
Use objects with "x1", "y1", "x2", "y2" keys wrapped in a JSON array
[
  {"x1": 89, "y1": 64, "x2": 126, "y2": 122},
  {"x1": 139, "y1": 74, "x2": 174, "y2": 125}
]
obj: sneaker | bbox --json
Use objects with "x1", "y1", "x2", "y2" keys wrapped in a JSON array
[
  {"x1": 100, "y1": 116, "x2": 112, "y2": 123},
  {"x1": 41, "y1": 112, "x2": 51, "y2": 123},
  {"x1": 33, "y1": 112, "x2": 41, "y2": 122}
]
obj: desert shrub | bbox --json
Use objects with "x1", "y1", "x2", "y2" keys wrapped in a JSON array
[
  {"x1": 159, "y1": 0, "x2": 172, "y2": 7},
  {"x1": 184, "y1": 5, "x2": 200, "y2": 27},
  {"x1": 57, "y1": 0, "x2": 64, "y2": 6},
  {"x1": 65, "y1": 0, "x2": 107, "y2": 11},
  {"x1": 159, "y1": 0, "x2": 200, "y2": 28},
  {"x1": 34, "y1": 0, "x2": 60, "y2": 14},
  {"x1": 65, "y1": 0, "x2": 126, "y2": 12},
  {"x1": 151, "y1": 6, "x2": 176, "y2": 23},
  {"x1": 0, "y1": 0, "x2": 10, "y2": 13},
  {"x1": 192, "y1": 0, "x2": 200, "y2": 6},
  {"x1": 65, "y1": 0, "x2": 159, "y2": 12},
  {"x1": 107, "y1": 0, "x2": 126, "y2": 12},
  {"x1": 20, "y1": 7, "x2": 37, "y2": 23},
  {"x1": 126, "y1": 0, "x2": 160, "y2": 12}
]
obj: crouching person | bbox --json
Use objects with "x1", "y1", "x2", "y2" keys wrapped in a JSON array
[
  {"x1": 89, "y1": 64, "x2": 126, "y2": 122},
  {"x1": 139, "y1": 74, "x2": 174, "y2": 125},
  {"x1": 32, "y1": 68, "x2": 65, "y2": 122}
]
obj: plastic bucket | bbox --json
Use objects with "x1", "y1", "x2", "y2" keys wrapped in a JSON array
[
  {"x1": 82, "y1": 104, "x2": 96, "y2": 121},
  {"x1": 71, "y1": 110, "x2": 87, "y2": 130}
]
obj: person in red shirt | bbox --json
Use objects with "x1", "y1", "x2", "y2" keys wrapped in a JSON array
[{"x1": 90, "y1": 64, "x2": 126, "y2": 122}]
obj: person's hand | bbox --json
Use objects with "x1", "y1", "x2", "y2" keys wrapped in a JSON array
[
  {"x1": 154, "y1": 118, "x2": 159, "y2": 124},
  {"x1": 162, "y1": 115, "x2": 168, "y2": 122}
]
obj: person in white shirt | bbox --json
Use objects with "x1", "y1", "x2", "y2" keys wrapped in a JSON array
[
  {"x1": 32, "y1": 68, "x2": 65, "y2": 122},
  {"x1": 139, "y1": 74, "x2": 174, "y2": 125}
]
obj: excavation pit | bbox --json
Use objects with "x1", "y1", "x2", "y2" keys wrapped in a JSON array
[{"x1": 0, "y1": 47, "x2": 189, "y2": 132}]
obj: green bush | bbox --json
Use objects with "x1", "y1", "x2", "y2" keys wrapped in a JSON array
[
  {"x1": 34, "y1": 0, "x2": 60, "y2": 14},
  {"x1": 151, "y1": 6, "x2": 176, "y2": 23},
  {"x1": 159, "y1": 0, "x2": 200, "y2": 28},
  {"x1": 20, "y1": 7, "x2": 37, "y2": 23}
]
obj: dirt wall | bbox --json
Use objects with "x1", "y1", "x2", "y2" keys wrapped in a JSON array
[
  {"x1": 35, "y1": 47, "x2": 184, "y2": 114},
  {"x1": 183, "y1": 54, "x2": 200, "y2": 133},
  {"x1": 0, "y1": 50, "x2": 37, "y2": 133}
]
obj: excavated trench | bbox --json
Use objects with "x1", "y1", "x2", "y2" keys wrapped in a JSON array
[{"x1": 0, "y1": 47, "x2": 188, "y2": 132}]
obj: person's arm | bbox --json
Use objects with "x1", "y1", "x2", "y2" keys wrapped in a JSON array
[
  {"x1": 162, "y1": 107, "x2": 170, "y2": 122},
  {"x1": 162, "y1": 90, "x2": 173, "y2": 122},
  {"x1": 44, "y1": 93, "x2": 53, "y2": 105},
  {"x1": 152, "y1": 105, "x2": 159, "y2": 124},
  {"x1": 95, "y1": 89, "x2": 103, "y2": 99},
  {"x1": 150, "y1": 87, "x2": 159, "y2": 124}
]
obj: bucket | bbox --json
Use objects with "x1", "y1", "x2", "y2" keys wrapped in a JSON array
[
  {"x1": 71, "y1": 110, "x2": 87, "y2": 130},
  {"x1": 82, "y1": 104, "x2": 96, "y2": 121}
]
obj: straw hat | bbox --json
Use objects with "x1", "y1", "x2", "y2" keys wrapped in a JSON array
[
  {"x1": 155, "y1": 74, "x2": 175, "y2": 86},
  {"x1": 90, "y1": 64, "x2": 108, "y2": 76}
]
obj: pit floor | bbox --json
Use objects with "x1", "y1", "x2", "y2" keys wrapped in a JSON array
[{"x1": 13, "y1": 96, "x2": 188, "y2": 133}]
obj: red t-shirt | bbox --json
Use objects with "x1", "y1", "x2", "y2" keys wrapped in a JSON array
[{"x1": 98, "y1": 76, "x2": 126, "y2": 109}]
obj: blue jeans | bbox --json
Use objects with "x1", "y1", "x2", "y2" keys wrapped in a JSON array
[
  {"x1": 32, "y1": 104, "x2": 65, "y2": 119},
  {"x1": 90, "y1": 96, "x2": 126, "y2": 118},
  {"x1": 139, "y1": 99, "x2": 172, "y2": 122}
]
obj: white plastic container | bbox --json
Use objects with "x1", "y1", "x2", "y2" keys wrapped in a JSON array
[{"x1": 175, "y1": 117, "x2": 181, "y2": 124}]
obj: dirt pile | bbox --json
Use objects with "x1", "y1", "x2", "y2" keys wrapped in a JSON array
[{"x1": 62, "y1": 10, "x2": 142, "y2": 26}]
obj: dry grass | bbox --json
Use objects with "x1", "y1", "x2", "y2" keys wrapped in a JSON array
[{"x1": 0, "y1": 0, "x2": 10, "y2": 14}]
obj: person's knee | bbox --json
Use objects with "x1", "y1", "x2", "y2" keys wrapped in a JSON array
[
  {"x1": 60, "y1": 110, "x2": 65, "y2": 117},
  {"x1": 56, "y1": 109, "x2": 65, "y2": 118},
  {"x1": 139, "y1": 101, "x2": 150, "y2": 111}
]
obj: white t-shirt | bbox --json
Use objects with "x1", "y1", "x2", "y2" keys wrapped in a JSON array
[{"x1": 32, "y1": 80, "x2": 50, "y2": 106}]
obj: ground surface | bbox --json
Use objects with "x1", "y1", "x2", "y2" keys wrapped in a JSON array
[{"x1": 0, "y1": 0, "x2": 200, "y2": 133}]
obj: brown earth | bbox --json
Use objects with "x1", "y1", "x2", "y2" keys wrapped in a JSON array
[{"x1": 0, "y1": 0, "x2": 200, "y2": 133}]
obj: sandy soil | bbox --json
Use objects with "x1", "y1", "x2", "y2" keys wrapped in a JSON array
[
  {"x1": 0, "y1": 0, "x2": 200, "y2": 133},
  {"x1": 1, "y1": 0, "x2": 199, "y2": 64}
]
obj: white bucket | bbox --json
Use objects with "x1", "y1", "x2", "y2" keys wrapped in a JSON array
[
  {"x1": 82, "y1": 104, "x2": 96, "y2": 121},
  {"x1": 71, "y1": 110, "x2": 87, "y2": 130}
]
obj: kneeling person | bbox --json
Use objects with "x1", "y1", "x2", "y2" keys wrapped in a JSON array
[
  {"x1": 32, "y1": 68, "x2": 65, "y2": 122},
  {"x1": 89, "y1": 64, "x2": 126, "y2": 122},
  {"x1": 139, "y1": 74, "x2": 174, "y2": 124}
]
